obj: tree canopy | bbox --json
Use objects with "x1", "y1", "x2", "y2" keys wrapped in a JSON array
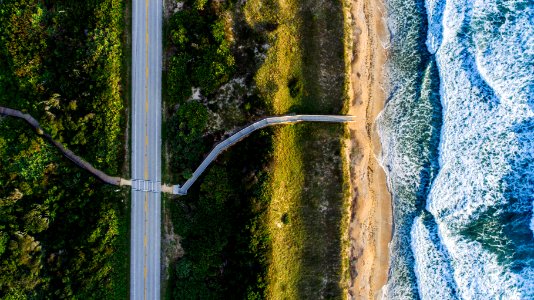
[{"x1": 0, "y1": 1, "x2": 128, "y2": 298}]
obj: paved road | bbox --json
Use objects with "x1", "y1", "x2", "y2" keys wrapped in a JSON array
[
  {"x1": 174, "y1": 115, "x2": 357, "y2": 195},
  {"x1": 131, "y1": 0, "x2": 161, "y2": 299}
]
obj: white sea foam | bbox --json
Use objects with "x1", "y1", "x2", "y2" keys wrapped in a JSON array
[
  {"x1": 380, "y1": 0, "x2": 533, "y2": 296},
  {"x1": 472, "y1": 0, "x2": 534, "y2": 106},
  {"x1": 428, "y1": 0, "x2": 534, "y2": 233},
  {"x1": 423, "y1": 0, "x2": 534, "y2": 298},
  {"x1": 440, "y1": 225, "x2": 529, "y2": 299},
  {"x1": 424, "y1": 0, "x2": 445, "y2": 54},
  {"x1": 378, "y1": 0, "x2": 445, "y2": 296},
  {"x1": 411, "y1": 215, "x2": 458, "y2": 299}
]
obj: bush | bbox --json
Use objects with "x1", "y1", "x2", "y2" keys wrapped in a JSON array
[
  {"x1": 165, "y1": 1, "x2": 271, "y2": 298},
  {"x1": 0, "y1": 1, "x2": 128, "y2": 298},
  {"x1": 166, "y1": 101, "x2": 208, "y2": 180},
  {"x1": 171, "y1": 166, "x2": 234, "y2": 299},
  {"x1": 167, "y1": 54, "x2": 193, "y2": 104},
  {"x1": 192, "y1": 44, "x2": 234, "y2": 94},
  {"x1": 166, "y1": 4, "x2": 234, "y2": 99}
]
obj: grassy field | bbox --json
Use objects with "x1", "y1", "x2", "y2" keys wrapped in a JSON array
[
  {"x1": 267, "y1": 124, "x2": 350, "y2": 299},
  {"x1": 244, "y1": 0, "x2": 351, "y2": 298}
]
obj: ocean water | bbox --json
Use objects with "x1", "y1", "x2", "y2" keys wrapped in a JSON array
[{"x1": 378, "y1": 0, "x2": 534, "y2": 298}]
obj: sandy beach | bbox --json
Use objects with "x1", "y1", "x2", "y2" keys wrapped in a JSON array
[{"x1": 345, "y1": 0, "x2": 392, "y2": 299}]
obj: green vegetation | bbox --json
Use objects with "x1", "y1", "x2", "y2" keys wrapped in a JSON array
[
  {"x1": 244, "y1": 0, "x2": 350, "y2": 297},
  {"x1": 164, "y1": 1, "x2": 274, "y2": 298},
  {"x1": 166, "y1": 101, "x2": 209, "y2": 180},
  {"x1": 166, "y1": 0, "x2": 349, "y2": 298},
  {"x1": 0, "y1": 0, "x2": 128, "y2": 298},
  {"x1": 245, "y1": 0, "x2": 346, "y2": 114},
  {"x1": 266, "y1": 124, "x2": 349, "y2": 299},
  {"x1": 169, "y1": 150, "x2": 272, "y2": 299},
  {"x1": 166, "y1": 5, "x2": 235, "y2": 104}
]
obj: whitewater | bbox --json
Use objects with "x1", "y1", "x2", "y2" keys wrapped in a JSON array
[{"x1": 378, "y1": 0, "x2": 534, "y2": 298}]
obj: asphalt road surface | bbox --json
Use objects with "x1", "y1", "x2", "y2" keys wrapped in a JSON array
[{"x1": 130, "y1": 0, "x2": 162, "y2": 299}]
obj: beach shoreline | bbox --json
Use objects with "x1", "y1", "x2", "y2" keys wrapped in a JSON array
[{"x1": 345, "y1": 0, "x2": 392, "y2": 298}]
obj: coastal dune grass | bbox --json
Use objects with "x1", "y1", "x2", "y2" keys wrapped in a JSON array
[
  {"x1": 267, "y1": 124, "x2": 349, "y2": 299},
  {"x1": 267, "y1": 126, "x2": 304, "y2": 299},
  {"x1": 245, "y1": 0, "x2": 350, "y2": 298}
]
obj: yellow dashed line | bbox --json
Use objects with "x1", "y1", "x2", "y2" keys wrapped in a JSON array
[
  {"x1": 144, "y1": 157, "x2": 149, "y2": 179},
  {"x1": 143, "y1": 191, "x2": 148, "y2": 299},
  {"x1": 144, "y1": 265, "x2": 147, "y2": 300},
  {"x1": 144, "y1": 0, "x2": 150, "y2": 183},
  {"x1": 143, "y1": 1, "x2": 150, "y2": 299}
]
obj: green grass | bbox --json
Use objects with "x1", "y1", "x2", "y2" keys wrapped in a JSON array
[
  {"x1": 243, "y1": 0, "x2": 350, "y2": 298},
  {"x1": 266, "y1": 126, "x2": 304, "y2": 299},
  {"x1": 266, "y1": 124, "x2": 349, "y2": 299},
  {"x1": 246, "y1": 0, "x2": 346, "y2": 115}
]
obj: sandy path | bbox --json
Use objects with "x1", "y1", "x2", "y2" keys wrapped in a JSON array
[{"x1": 345, "y1": 0, "x2": 392, "y2": 299}]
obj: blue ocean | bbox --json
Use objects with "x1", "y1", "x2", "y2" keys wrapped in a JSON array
[{"x1": 377, "y1": 0, "x2": 534, "y2": 298}]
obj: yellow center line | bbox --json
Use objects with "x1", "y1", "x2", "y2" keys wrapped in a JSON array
[
  {"x1": 144, "y1": 1, "x2": 150, "y2": 300},
  {"x1": 144, "y1": 194, "x2": 148, "y2": 300},
  {"x1": 144, "y1": 0, "x2": 149, "y2": 182}
]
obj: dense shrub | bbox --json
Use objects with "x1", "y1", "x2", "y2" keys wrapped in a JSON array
[
  {"x1": 166, "y1": 4, "x2": 234, "y2": 103},
  {"x1": 166, "y1": 101, "x2": 209, "y2": 180},
  {"x1": 0, "y1": 1, "x2": 128, "y2": 298},
  {"x1": 167, "y1": 54, "x2": 193, "y2": 103}
]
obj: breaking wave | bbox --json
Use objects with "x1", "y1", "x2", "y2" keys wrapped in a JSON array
[{"x1": 379, "y1": 0, "x2": 534, "y2": 298}]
